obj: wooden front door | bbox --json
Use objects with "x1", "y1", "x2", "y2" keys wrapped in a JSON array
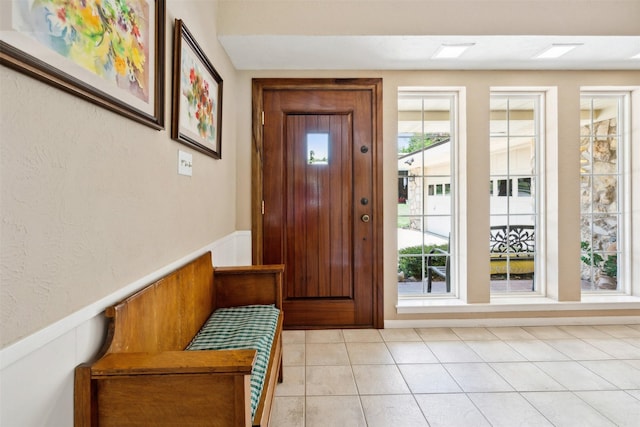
[{"x1": 252, "y1": 79, "x2": 383, "y2": 329}]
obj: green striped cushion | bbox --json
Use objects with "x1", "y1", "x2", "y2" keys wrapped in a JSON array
[{"x1": 186, "y1": 305, "x2": 280, "y2": 423}]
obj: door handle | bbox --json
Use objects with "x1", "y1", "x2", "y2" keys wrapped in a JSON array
[{"x1": 361, "y1": 214, "x2": 370, "y2": 223}]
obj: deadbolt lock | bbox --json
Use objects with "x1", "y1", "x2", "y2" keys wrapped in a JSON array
[{"x1": 361, "y1": 214, "x2": 371, "y2": 223}]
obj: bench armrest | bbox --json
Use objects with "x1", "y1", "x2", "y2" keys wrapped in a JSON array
[
  {"x1": 214, "y1": 265, "x2": 284, "y2": 309},
  {"x1": 90, "y1": 350, "x2": 256, "y2": 377}
]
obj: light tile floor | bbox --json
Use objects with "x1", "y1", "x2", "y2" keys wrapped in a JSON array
[{"x1": 270, "y1": 324, "x2": 640, "y2": 426}]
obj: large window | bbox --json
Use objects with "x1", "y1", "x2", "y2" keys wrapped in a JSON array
[
  {"x1": 397, "y1": 86, "x2": 637, "y2": 303},
  {"x1": 397, "y1": 92, "x2": 456, "y2": 296},
  {"x1": 580, "y1": 93, "x2": 627, "y2": 292},
  {"x1": 489, "y1": 94, "x2": 541, "y2": 293}
]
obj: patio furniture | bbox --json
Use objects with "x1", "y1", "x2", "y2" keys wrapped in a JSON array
[
  {"x1": 425, "y1": 225, "x2": 535, "y2": 292},
  {"x1": 490, "y1": 225, "x2": 535, "y2": 289},
  {"x1": 426, "y1": 246, "x2": 450, "y2": 293}
]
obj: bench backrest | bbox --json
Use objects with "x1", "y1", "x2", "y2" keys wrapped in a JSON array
[
  {"x1": 102, "y1": 252, "x2": 216, "y2": 354},
  {"x1": 490, "y1": 225, "x2": 535, "y2": 256}
]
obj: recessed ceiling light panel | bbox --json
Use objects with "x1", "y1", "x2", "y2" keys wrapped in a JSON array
[
  {"x1": 432, "y1": 43, "x2": 475, "y2": 59},
  {"x1": 535, "y1": 43, "x2": 583, "y2": 59}
]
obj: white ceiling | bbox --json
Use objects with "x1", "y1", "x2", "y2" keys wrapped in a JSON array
[{"x1": 218, "y1": 35, "x2": 640, "y2": 70}]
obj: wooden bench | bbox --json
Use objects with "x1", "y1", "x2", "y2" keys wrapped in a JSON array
[
  {"x1": 426, "y1": 225, "x2": 535, "y2": 292},
  {"x1": 74, "y1": 252, "x2": 284, "y2": 427}
]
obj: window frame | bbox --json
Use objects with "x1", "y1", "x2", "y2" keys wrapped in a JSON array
[
  {"x1": 397, "y1": 90, "x2": 458, "y2": 298},
  {"x1": 579, "y1": 91, "x2": 631, "y2": 294},
  {"x1": 489, "y1": 92, "x2": 545, "y2": 295}
]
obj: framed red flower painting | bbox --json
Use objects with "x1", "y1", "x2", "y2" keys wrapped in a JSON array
[{"x1": 171, "y1": 19, "x2": 223, "y2": 159}]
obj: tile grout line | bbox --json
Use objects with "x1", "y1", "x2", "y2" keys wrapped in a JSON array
[
  {"x1": 383, "y1": 329, "x2": 431, "y2": 425},
  {"x1": 276, "y1": 325, "x2": 640, "y2": 426}
]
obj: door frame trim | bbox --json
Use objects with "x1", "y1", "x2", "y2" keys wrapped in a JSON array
[{"x1": 251, "y1": 78, "x2": 384, "y2": 328}]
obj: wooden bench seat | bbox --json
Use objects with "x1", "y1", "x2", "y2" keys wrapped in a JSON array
[
  {"x1": 74, "y1": 252, "x2": 284, "y2": 427},
  {"x1": 186, "y1": 304, "x2": 281, "y2": 421}
]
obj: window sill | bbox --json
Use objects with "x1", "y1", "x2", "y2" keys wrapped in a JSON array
[{"x1": 396, "y1": 294, "x2": 640, "y2": 314}]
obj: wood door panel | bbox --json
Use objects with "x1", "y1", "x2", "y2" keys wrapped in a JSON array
[
  {"x1": 285, "y1": 114, "x2": 353, "y2": 299},
  {"x1": 264, "y1": 89, "x2": 372, "y2": 327},
  {"x1": 254, "y1": 79, "x2": 383, "y2": 329}
]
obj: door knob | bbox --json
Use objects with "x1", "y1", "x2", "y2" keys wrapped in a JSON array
[{"x1": 361, "y1": 214, "x2": 370, "y2": 223}]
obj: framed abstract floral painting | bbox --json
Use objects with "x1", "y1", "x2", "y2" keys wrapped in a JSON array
[
  {"x1": 0, "y1": 0, "x2": 165, "y2": 129},
  {"x1": 171, "y1": 19, "x2": 223, "y2": 159}
]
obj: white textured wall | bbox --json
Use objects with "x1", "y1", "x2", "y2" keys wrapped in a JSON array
[{"x1": 0, "y1": 0, "x2": 238, "y2": 348}]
